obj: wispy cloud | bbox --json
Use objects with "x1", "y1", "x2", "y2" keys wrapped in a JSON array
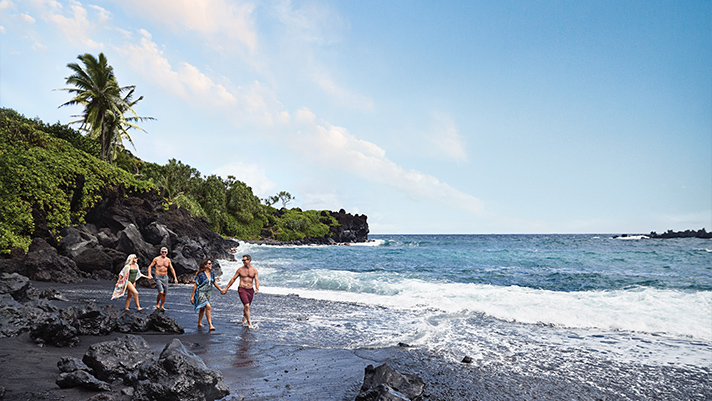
[
  {"x1": 427, "y1": 112, "x2": 468, "y2": 163},
  {"x1": 117, "y1": 0, "x2": 257, "y2": 53},
  {"x1": 292, "y1": 108, "x2": 484, "y2": 214},
  {"x1": 272, "y1": 0, "x2": 373, "y2": 110},
  {"x1": 312, "y1": 71, "x2": 374, "y2": 111},
  {"x1": 43, "y1": 0, "x2": 104, "y2": 49},
  {"x1": 19, "y1": 13, "x2": 35, "y2": 24},
  {"x1": 32, "y1": 0, "x2": 483, "y2": 217}
]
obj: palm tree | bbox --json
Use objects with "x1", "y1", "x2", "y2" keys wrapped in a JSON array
[
  {"x1": 58, "y1": 53, "x2": 152, "y2": 163},
  {"x1": 103, "y1": 86, "x2": 154, "y2": 162}
]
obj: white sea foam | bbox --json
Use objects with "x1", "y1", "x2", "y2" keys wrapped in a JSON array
[
  {"x1": 217, "y1": 236, "x2": 712, "y2": 369},
  {"x1": 219, "y1": 259, "x2": 712, "y2": 341},
  {"x1": 349, "y1": 239, "x2": 386, "y2": 247}
]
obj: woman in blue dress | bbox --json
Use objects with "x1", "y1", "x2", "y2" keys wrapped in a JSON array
[{"x1": 190, "y1": 259, "x2": 225, "y2": 330}]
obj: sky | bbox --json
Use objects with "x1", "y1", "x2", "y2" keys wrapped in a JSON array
[{"x1": 1, "y1": 0, "x2": 710, "y2": 234}]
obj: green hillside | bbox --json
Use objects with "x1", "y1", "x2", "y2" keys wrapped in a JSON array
[{"x1": 0, "y1": 108, "x2": 338, "y2": 254}]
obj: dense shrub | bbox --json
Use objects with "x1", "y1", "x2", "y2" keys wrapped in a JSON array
[{"x1": 0, "y1": 108, "x2": 154, "y2": 253}]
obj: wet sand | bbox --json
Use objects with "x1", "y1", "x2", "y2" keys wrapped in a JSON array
[
  {"x1": 0, "y1": 279, "x2": 415, "y2": 401},
  {"x1": 1, "y1": 278, "x2": 709, "y2": 401}
]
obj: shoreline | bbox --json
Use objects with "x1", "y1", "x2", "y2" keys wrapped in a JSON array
[
  {"x1": 1, "y1": 277, "x2": 710, "y2": 400},
  {"x1": 0, "y1": 278, "x2": 421, "y2": 400}
]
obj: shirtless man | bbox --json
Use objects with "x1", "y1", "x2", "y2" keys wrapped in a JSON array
[
  {"x1": 222, "y1": 254, "x2": 259, "y2": 328},
  {"x1": 147, "y1": 247, "x2": 178, "y2": 310}
]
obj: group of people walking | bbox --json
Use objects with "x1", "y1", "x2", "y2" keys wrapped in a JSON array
[{"x1": 112, "y1": 247, "x2": 259, "y2": 329}]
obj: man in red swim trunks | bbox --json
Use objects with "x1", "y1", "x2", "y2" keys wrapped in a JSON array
[{"x1": 223, "y1": 254, "x2": 259, "y2": 328}]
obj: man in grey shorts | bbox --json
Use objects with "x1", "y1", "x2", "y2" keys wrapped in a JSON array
[{"x1": 147, "y1": 247, "x2": 178, "y2": 309}]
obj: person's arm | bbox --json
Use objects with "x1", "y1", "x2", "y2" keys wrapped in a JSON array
[
  {"x1": 254, "y1": 271, "x2": 259, "y2": 294},
  {"x1": 147, "y1": 259, "x2": 155, "y2": 279},
  {"x1": 190, "y1": 282, "x2": 197, "y2": 304},
  {"x1": 168, "y1": 260, "x2": 178, "y2": 283},
  {"x1": 213, "y1": 276, "x2": 223, "y2": 293},
  {"x1": 222, "y1": 272, "x2": 238, "y2": 294}
]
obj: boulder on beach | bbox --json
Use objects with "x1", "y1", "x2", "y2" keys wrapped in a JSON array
[
  {"x1": 56, "y1": 369, "x2": 111, "y2": 391},
  {"x1": 82, "y1": 334, "x2": 154, "y2": 382},
  {"x1": 356, "y1": 363, "x2": 426, "y2": 401},
  {"x1": 132, "y1": 338, "x2": 230, "y2": 401}
]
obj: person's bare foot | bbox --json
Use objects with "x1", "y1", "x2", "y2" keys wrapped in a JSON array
[
  {"x1": 137, "y1": 307, "x2": 143, "y2": 311},
  {"x1": 198, "y1": 323, "x2": 204, "y2": 327},
  {"x1": 209, "y1": 326, "x2": 216, "y2": 331},
  {"x1": 125, "y1": 308, "x2": 130, "y2": 311}
]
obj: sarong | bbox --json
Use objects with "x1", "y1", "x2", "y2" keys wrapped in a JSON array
[
  {"x1": 112, "y1": 265, "x2": 143, "y2": 300},
  {"x1": 193, "y1": 271, "x2": 215, "y2": 313}
]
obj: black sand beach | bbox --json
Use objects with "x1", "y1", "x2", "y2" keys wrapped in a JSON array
[{"x1": 1, "y1": 278, "x2": 709, "y2": 401}]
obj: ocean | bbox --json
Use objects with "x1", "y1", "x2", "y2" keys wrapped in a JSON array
[{"x1": 219, "y1": 234, "x2": 711, "y2": 370}]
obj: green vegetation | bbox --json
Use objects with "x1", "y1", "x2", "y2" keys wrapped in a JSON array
[
  {"x1": 58, "y1": 53, "x2": 153, "y2": 163},
  {"x1": 136, "y1": 159, "x2": 336, "y2": 241},
  {"x1": 0, "y1": 108, "x2": 154, "y2": 252},
  {"x1": 0, "y1": 52, "x2": 341, "y2": 255},
  {"x1": 0, "y1": 108, "x2": 340, "y2": 254}
]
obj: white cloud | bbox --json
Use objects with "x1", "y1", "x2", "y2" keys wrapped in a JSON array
[
  {"x1": 117, "y1": 0, "x2": 257, "y2": 52},
  {"x1": 45, "y1": 0, "x2": 103, "y2": 48},
  {"x1": 19, "y1": 13, "x2": 35, "y2": 24},
  {"x1": 117, "y1": 32, "x2": 286, "y2": 127},
  {"x1": 117, "y1": 34, "x2": 187, "y2": 98},
  {"x1": 212, "y1": 162, "x2": 277, "y2": 198},
  {"x1": 0, "y1": 1, "x2": 13, "y2": 11},
  {"x1": 31, "y1": 39, "x2": 47, "y2": 51},
  {"x1": 292, "y1": 109, "x2": 484, "y2": 214}
]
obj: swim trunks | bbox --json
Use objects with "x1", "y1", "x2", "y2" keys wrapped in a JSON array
[
  {"x1": 238, "y1": 287, "x2": 255, "y2": 305},
  {"x1": 155, "y1": 275, "x2": 169, "y2": 293}
]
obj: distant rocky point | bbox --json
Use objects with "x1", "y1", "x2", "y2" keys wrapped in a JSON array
[
  {"x1": 647, "y1": 228, "x2": 711, "y2": 239},
  {"x1": 613, "y1": 228, "x2": 711, "y2": 239}
]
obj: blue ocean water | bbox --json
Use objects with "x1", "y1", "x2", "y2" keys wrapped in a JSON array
[{"x1": 220, "y1": 234, "x2": 712, "y2": 368}]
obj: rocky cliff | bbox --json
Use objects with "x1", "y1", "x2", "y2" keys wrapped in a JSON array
[
  {"x1": 2, "y1": 185, "x2": 238, "y2": 284},
  {"x1": 1, "y1": 185, "x2": 370, "y2": 283}
]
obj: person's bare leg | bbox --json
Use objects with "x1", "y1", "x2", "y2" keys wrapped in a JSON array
[
  {"x1": 134, "y1": 290, "x2": 142, "y2": 310},
  {"x1": 243, "y1": 303, "x2": 252, "y2": 328},
  {"x1": 206, "y1": 304, "x2": 215, "y2": 330},
  {"x1": 155, "y1": 292, "x2": 161, "y2": 309},
  {"x1": 125, "y1": 293, "x2": 132, "y2": 310},
  {"x1": 159, "y1": 292, "x2": 167, "y2": 309},
  {"x1": 198, "y1": 308, "x2": 205, "y2": 327}
]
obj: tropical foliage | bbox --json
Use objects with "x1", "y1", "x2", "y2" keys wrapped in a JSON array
[
  {"x1": 4, "y1": 39, "x2": 349, "y2": 254},
  {"x1": 58, "y1": 53, "x2": 153, "y2": 163},
  {"x1": 0, "y1": 108, "x2": 154, "y2": 253}
]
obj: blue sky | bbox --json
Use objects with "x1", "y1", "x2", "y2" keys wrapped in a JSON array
[{"x1": 1, "y1": 1, "x2": 710, "y2": 234}]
